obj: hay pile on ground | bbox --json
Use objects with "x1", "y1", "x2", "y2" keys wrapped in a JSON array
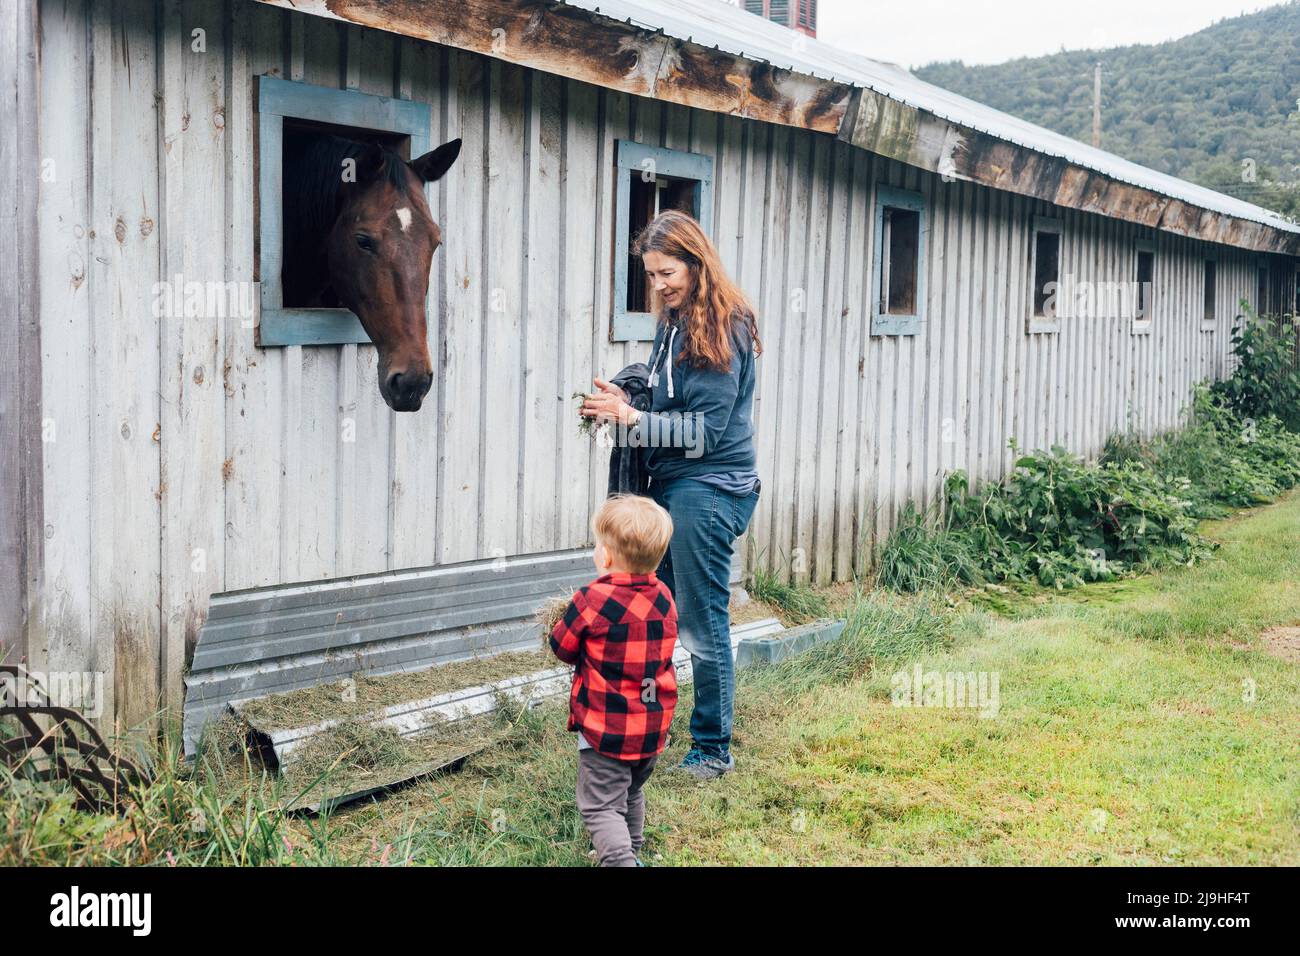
[
  {"x1": 280, "y1": 714, "x2": 504, "y2": 812},
  {"x1": 238, "y1": 650, "x2": 555, "y2": 730}
]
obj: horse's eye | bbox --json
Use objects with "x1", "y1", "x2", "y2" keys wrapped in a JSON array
[{"x1": 355, "y1": 233, "x2": 376, "y2": 253}]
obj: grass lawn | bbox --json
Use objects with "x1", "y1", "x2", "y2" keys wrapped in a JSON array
[
  {"x1": 299, "y1": 489, "x2": 1300, "y2": 866},
  {"x1": 5, "y1": 492, "x2": 1296, "y2": 866}
]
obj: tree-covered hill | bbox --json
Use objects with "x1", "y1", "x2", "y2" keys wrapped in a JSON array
[{"x1": 914, "y1": 2, "x2": 1300, "y2": 219}]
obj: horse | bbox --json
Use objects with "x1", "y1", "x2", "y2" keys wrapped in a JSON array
[{"x1": 282, "y1": 130, "x2": 462, "y2": 412}]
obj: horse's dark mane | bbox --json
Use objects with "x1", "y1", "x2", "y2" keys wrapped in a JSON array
[
  {"x1": 284, "y1": 132, "x2": 413, "y2": 237},
  {"x1": 282, "y1": 132, "x2": 414, "y2": 305}
]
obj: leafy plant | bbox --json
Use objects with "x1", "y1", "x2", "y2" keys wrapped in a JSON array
[
  {"x1": 879, "y1": 440, "x2": 1215, "y2": 593},
  {"x1": 1210, "y1": 304, "x2": 1300, "y2": 432},
  {"x1": 880, "y1": 339, "x2": 1300, "y2": 597}
]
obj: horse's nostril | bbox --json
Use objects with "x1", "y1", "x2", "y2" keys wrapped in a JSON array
[{"x1": 385, "y1": 370, "x2": 432, "y2": 409}]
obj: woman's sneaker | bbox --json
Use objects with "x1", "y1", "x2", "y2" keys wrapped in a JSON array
[{"x1": 676, "y1": 746, "x2": 735, "y2": 780}]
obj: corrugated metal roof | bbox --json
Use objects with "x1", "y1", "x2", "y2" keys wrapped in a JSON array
[{"x1": 566, "y1": 0, "x2": 1299, "y2": 236}]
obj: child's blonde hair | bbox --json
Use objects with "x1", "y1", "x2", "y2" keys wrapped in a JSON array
[{"x1": 593, "y1": 495, "x2": 673, "y2": 574}]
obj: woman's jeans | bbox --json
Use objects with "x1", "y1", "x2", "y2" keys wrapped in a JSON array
[{"x1": 650, "y1": 478, "x2": 759, "y2": 755}]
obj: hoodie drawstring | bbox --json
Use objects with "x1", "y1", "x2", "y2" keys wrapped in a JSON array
[{"x1": 649, "y1": 324, "x2": 678, "y2": 399}]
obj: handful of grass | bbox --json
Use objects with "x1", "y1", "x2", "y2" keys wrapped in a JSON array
[
  {"x1": 573, "y1": 391, "x2": 597, "y2": 436},
  {"x1": 573, "y1": 390, "x2": 614, "y2": 444}
]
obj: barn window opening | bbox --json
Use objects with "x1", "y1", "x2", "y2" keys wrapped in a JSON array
[
  {"x1": 281, "y1": 118, "x2": 410, "y2": 310},
  {"x1": 881, "y1": 207, "x2": 920, "y2": 316},
  {"x1": 1202, "y1": 259, "x2": 1217, "y2": 325},
  {"x1": 1033, "y1": 233, "x2": 1060, "y2": 317},
  {"x1": 625, "y1": 171, "x2": 704, "y2": 315},
  {"x1": 256, "y1": 76, "x2": 432, "y2": 347},
  {"x1": 871, "y1": 185, "x2": 927, "y2": 335},
  {"x1": 612, "y1": 140, "x2": 714, "y2": 342},
  {"x1": 1027, "y1": 216, "x2": 1063, "y2": 332},
  {"x1": 1135, "y1": 243, "x2": 1155, "y2": 330}
]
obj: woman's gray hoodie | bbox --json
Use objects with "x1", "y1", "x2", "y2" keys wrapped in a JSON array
[{"x1": 630, "y1": 312, "x2": 759, "y2": 494}]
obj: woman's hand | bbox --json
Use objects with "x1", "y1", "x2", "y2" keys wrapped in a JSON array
[
  {"x1": 593, "y1": 378, "x2": 627, "y2": 403},
  {"x1": 581, "y1": 378, "x2": 637, "y2": 426}
]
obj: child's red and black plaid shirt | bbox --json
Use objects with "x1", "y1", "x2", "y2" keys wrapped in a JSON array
[{"x1": 549, "y1": 572, "x2": 678, "y2": 761}]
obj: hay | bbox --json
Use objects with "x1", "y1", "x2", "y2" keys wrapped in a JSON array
[
  {"x1": 238, "y1": 650, "x2": 555, "y2": 731},
  {"x1": 285, "y1": 721, "x2": 411, "y2": 785},
  {"x1": 280, "y1": 714, "x2": 503, "y2": 812},
  {"x1": 535, "y1": 593, "x2": 575, "y2": 648},
  {"x1": 190, "y1": 712, "x2": 282, "y2": 803}
]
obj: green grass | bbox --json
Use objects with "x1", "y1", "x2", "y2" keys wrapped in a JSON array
[
  {"x1": 5, "y1": 493, "x2": 1297, "y2": 866},
  {"x1": 316, "y1": 490, "x2": 1298, "y2": 866},
  {"x1": 748, "y1": 566, "x2": 834, "y2": 623}
]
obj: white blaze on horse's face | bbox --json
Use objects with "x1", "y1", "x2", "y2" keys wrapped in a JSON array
[{"x1": 395, "y1": 207, "x2": 412, "y2": 233}]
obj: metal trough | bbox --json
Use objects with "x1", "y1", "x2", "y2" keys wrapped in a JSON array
[
  {"x1": 235, "y1": 616, "x2": 785, "y2": 770},
  {"x1": 184, "y1": 548, "x2": 746, "y2": 756}
]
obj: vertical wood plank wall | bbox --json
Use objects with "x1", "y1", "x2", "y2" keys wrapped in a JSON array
[{"x1": 32, "y1": 0, "x2": 1270, "y2": 725}]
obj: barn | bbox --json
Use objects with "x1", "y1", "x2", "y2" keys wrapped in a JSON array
[{"x1": 2, "y1": 0, "x2": 1297, "y2": 742}]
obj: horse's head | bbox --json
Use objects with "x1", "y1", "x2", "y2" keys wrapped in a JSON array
[{"x1": 324, "y1": 138, "x2": 462, "y2": 412}]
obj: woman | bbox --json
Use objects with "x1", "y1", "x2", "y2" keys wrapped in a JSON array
[{"x1": 582, "y1": 209, "x2": 763, "y2": 781}]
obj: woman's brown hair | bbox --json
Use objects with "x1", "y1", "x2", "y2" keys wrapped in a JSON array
[{"x1": 632, "y1": 209, "x2": 762, "y2": 372}]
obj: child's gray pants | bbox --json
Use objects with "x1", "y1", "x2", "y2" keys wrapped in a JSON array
[{"x1": 576, "y1": 748, "x2": 659, "y2": 867}]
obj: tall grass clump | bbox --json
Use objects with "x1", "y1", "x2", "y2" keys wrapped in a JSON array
[
  {"x1": 744, "y1": 592, "x2": 967, "y2": 695},
  {"x1": 874, "y1": 501, "x2": 985, "y2": 593},
  {"x1": 749, "y1": 565, "x2": 833, "y2": 623},
  {"x1": 0, "y1": 717, "x2": 340, "y2": 866}
]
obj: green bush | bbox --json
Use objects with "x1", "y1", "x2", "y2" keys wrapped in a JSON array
[
  {"x1": 1210, "y1": 303, "x2": 1300, "y2": 432},
  {"x1": 879, "y1": 332, "x2": 1300, "y2": 597},
  {"x1": 1106, "y1": 386, "x2": 1300, "y2": 518},
  {"x1": 878, "y1": 445, "x2": 1215, "y2": 593},
  {"x1": 878, "y1": 373, "x2": 1300, "y2": 595}
]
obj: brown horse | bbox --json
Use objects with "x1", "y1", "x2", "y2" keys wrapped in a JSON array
[{"x1": 283, "y1": 132, "x2": 462, "y2": 411}]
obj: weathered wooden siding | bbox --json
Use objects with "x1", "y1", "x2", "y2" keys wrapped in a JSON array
[
  {"x1": 1, "y1": 0, "x2": 43, "y2": 674},
  {"x1": 32, "y1": 0, "x2": 1265, "y2": 723}
]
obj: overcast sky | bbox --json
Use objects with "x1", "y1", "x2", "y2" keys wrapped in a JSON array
[{"x1": 816, "y1": 0, "x2": 1286, "y2": 69}]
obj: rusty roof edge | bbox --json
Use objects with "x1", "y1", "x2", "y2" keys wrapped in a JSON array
[
  {"x1": 839, "y1": 86, "x2": 1300, "y2": 256},
  {"x1": 250, "y1": 0, "x2": 1298, "y2": 255}
]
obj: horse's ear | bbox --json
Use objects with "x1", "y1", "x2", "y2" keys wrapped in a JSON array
[{"x1": 411, "y1": 138, "x2": 462, "y2": 183}]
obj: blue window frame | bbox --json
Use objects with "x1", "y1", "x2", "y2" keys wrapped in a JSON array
[
  {"x1": 256, "y1": 75, "x2": 431, "y2": 347},
  {"x1": 871, "y1": 184, "x2": 927, "y2": 336},
  {"x1": 612, "y1": 141, "x2": 714, "y2": 342}
]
